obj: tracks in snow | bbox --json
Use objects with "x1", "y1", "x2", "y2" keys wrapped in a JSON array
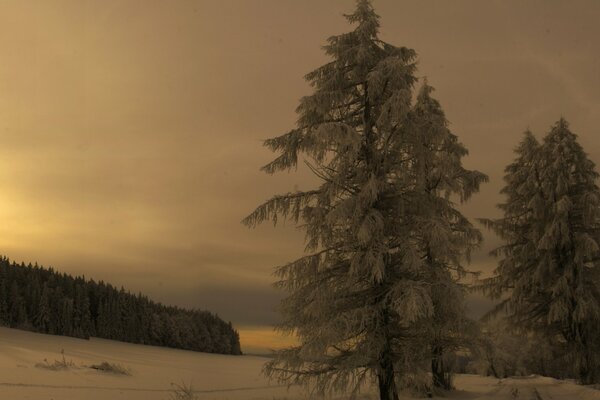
[
  {"x1": 472, "y1": 379, "x2": 554, "y2": 400},
  {"x1": 499, "y1": 385, "x2": 544, "y2": 400},
  {"x1": 472, "y1": 375, "x2": 600, "y2": 400}
]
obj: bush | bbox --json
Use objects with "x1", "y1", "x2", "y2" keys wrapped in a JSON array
[
  {"x1": 89, "y1": 361, "x2": 131, "y2": 376},
  {"x1": 35, "y1": 349, "x2": 75, "y2": 371},
  {"x1": 168, "y1": 381, "x2": 197, "y2": 400}
]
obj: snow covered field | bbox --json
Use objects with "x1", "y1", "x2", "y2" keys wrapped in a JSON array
[
  {"x1": 0, "y1": 326, "x2": 295, "y2": 400},
  {"x1": 0, "y1": 326, "x2": 599, "y2": 400}
]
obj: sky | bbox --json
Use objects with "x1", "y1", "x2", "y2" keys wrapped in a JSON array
[{"x1": 0, "y1": 0, "x2": 599, "y2": 353}]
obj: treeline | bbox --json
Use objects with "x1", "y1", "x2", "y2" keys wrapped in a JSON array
[{"x1": 0, "y1": 256, "x2": 242, "y2": 355}]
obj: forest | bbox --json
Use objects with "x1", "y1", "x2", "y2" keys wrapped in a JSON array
[{"x1": 0, "y1": 256, "x2": 242, "y2": 355}]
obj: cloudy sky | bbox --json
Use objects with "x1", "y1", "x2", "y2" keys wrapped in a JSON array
[{"x1": 0, "y1": 0, "x2": 599, "y2": 353}]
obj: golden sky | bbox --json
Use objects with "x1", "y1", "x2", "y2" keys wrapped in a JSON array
[{"x1": 0, "y1": 0, "x2": 599, "y2": 352}]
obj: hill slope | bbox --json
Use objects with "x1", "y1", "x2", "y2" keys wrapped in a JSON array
[{"x1": 0, "y1": 326, "x2": 283, "y2": 400}]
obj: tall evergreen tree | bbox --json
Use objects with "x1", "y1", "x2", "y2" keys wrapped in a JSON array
[
  {"x1": 35, "y1": 284, "x2": 52, "y2": 333},
  {"x1": 409, "y1": 84, "x2": 484, "y2": 390},
  {"x1": 481, "y1": 120, "x2": 600, "y2": 384},
  {"x1": 9, "y1": 281, "x2": 24, "y2": 326},
  {"x1": 478, "y1": 130, "x2": 542, "y2": 311},
  {"x1": 73, "y1": 284, "x2": 93, "y2": 338},
  {"x1": 244, "y1": 2, "x2": 485, "y2": 398},
  {"x1": 0, "y1": 280, "x2": 8, "y2": 326}
]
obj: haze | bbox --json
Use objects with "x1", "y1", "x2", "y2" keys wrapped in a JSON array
[{"x1": 0, "y1": 0, "x2": 599, "y2": 353}]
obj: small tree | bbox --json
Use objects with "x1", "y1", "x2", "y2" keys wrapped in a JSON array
[{"x1": 481, "y1": 120, "x2": 600, "y2": 384}]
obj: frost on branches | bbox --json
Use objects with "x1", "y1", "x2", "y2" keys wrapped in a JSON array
[
  {"x1": 243, "y1": 1, "x2": 486, "y2": 399},
  {"x1": 480, "y1": 119, "x2": 600, "y2": 384}
]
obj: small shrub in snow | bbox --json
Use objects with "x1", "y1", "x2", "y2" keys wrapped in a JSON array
[
  {"x1": 89, "y1": 361, "x2": 131, "y2": 376},
  {"x1": 35, "y1": 349, "x2": 75, "y2": 371},
  {"x1": 169, "y1": 381, "x2": 197, "y2": 400}
]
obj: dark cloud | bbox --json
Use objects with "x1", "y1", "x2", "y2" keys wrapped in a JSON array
[{"x1": 153, "y1": 284, "x2": 285, "y2": 326}]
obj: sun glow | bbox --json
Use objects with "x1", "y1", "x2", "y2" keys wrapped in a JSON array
[{"x1": 237, "y1": 326, "x2": 298, "y2": 355}]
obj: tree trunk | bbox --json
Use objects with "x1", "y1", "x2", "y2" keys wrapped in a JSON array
[
  {"x1": 567, "y1": 327, "x2": 597, "y2": 384},
  {"x1": 432, "y1": 345, "x2": 452, "y2": 390},
  {"x1": 578, "y1": 350, "x2": 596, "y2": 385},
  {"x1": 377, "y1": 306, "x2": 398, "y2": 400},
  {"x1": 488, "y1": 357, "x2": 500, "y2": 378},
  {"x1": 378, "y1": 353, "x2": 399, "y2": 400}
]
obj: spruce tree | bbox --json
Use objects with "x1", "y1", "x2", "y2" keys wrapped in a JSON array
[
  {"x1": 74, "y1": 284, "x2": 93, "y2": 338},
  {"x1": 9, "y1": 281, "x2": 23, "y2": 326},
  {"x1": 35, "y1": 284, "x2": 52, "y2": 333},
  {"x1": 479, "y1": 131, "x2": 542, "y2": 310},
  {"x1": 244, "y1": 2, "x2": 486, "y2": 398},
  {"x1": 481, "y1": 120, "x2": 600, "y2": 384},
  {"x1": 0, "y1": 280, "x2": 8, "y2": 326},
  {"x1": 409, "y1": 84, "x2": 484, "y2": 390}
]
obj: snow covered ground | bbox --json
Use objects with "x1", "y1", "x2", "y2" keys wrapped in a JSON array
[{"x1": 0, "y1": 326, "x2": 599, "y2": 400}]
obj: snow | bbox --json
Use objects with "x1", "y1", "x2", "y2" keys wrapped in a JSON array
[
  {"x1": 449, "y1": 375, "x2": 600, "y2": 400},
  {"x1": 0, "y1": 326, "x2": 599, "y2": 399},
  {"x1": 0, "y1": 326, "x2": 296, "y2": 400}
]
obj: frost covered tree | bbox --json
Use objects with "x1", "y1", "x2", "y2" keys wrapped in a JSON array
[
  {"x1": 243, "y1": 1, "x2": 486, "y2": 399},
  {"x1": 481, "y1": 120, "x2": 600, "y2": 384},
  {"x1": 35, "y1": 284, "x2": 52, "y2": 332},
  {"x1": 478, "y1": 131, "x2": 542, "y2": 306},
  {"x1": 408, "y1": 84, "x2": 485, "y2": 391}
]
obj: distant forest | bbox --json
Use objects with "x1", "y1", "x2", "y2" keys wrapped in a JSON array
[{"x1": 0, "y1": 257, "x2": 242, "y2": 355}]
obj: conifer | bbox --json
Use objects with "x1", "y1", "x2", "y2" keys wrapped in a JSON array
[
  {"x1": 244, "y1": 2, "x2": 486, "y2": 397},
  {"x1": 481, "y1": 120, "x2": 600, "y2": 384}
]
